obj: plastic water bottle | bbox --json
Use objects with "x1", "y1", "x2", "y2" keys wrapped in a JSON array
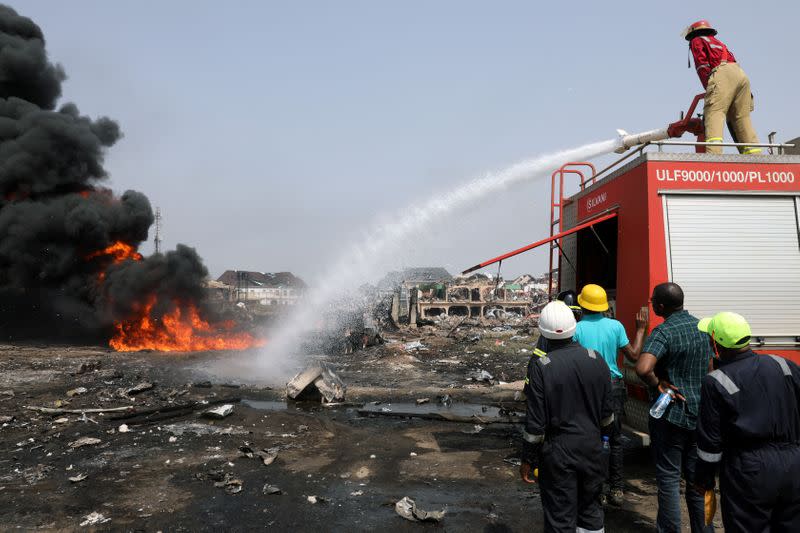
[
  {"x1": 649, "y1": 389, "x2": 675, "y2": 419},
  {"x1": 602, "y1": 435, "x2": 610, "y2": 453}
]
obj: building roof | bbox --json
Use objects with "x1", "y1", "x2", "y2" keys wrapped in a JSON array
[
  {"x1": 377, "y1": 267, "x2": 453, "y2": 289},
  {"x1": 203, "y1": 280, "x2": 231, "y2": 289},
  {"x1": 217, "y1": 270, "x2": 307, "y2": 289}
]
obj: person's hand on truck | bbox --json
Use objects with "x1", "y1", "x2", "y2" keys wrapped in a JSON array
[
  {"x1": 635, "y1": 306, "x2": 649, "y2": 330},
  {"x1": 620, "y1": 306, "x2": 650, "y2": 363}
]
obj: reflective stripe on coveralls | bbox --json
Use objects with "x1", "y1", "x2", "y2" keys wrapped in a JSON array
[
  {"x1": 695, "y1": 368, "x2": 730, "y2": 465},
  {"x1": 697, "y1": 448, "x2": 722, "y2": 463},
  {"x1": 767, "y1": 354, "x2": 792, "y2": 376},
  {"x1": 709, "y1": 368, "x2": 740, "y2": 394},
  {"x1": 522, "y1": 430, "x2": 544, "y2": 444},
  {"x1": 524, "y1": 348, "x2": 549, "y2": 385}
]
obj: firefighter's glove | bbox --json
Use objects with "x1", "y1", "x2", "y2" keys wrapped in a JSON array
[
  {"x1": 520, "y1": 461, "x2": 538, "y2": 484},
  {"x1": 520, "y1": 440, "x2": 540, "y2": 483},
  {"x1": 704, "y1": 489, "x2": 717, "y2": 526}
]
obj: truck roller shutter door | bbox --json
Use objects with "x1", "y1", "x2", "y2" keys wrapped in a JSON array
[{"x1": 664, "y1": 194, "x2": 800, "y2": 341}]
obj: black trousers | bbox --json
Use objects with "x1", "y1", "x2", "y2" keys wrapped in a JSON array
[
  {"x1": 539, "y1": 440, "x2": 605, "y2": 533},
  {"x1": 608, "y1": 379, "x2": 626, "y2": 491},
  {"x1": 720, "y1": 445, "x2": 800, "y2": 533}
]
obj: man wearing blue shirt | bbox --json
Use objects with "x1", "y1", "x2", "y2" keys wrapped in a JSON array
[{"x1": 574, "y1": 284, "x2": 648, "y2": 507}]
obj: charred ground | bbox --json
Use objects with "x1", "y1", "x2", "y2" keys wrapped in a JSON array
[{"x1": 0, "y1": 322, "x2": 719, "y2": 532}]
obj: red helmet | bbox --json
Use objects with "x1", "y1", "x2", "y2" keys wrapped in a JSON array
[{"x1": 681, "y1": 20, "x2": 717, "y2": 41}]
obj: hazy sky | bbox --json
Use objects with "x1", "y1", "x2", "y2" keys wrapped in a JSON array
[{"x1": 15, "y1": 1, "x2": 800, "y2": 282}]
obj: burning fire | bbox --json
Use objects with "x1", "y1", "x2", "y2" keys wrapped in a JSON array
[
  {"x1": 110, "y1": 297, "x2": 265, "y2": 352},
  {"x1": 87, "y1": 241, "x2": 263, "y2": 352},
  {"x1": 87, "y1": 241, "x2": 143, "y2": 264},
  {"x1": 87, "y1": 241, "x2": 143, "y2": 283}
]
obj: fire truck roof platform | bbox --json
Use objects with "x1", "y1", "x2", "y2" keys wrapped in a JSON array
[{"x1": 571, "y1": 151, "x2": 800, "y2": 201}]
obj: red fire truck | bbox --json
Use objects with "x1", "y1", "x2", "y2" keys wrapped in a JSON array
[{"x1": 464, "y1": 98, "x2": 800, "y2": 437}]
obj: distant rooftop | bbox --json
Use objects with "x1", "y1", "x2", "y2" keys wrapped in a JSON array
[
  {"x1": 217, "y1": 270, "x2": 307, "y2": 289},
  {"x1": 377, "y1": 267, "x2": 453, "y2": 289}
]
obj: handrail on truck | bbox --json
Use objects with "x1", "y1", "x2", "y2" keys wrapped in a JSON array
[
  {"x1": 548, "y1": 163, "x2": 598, "y2": 298},
  {"x1": 579, "y1": 93, "x2": 709, "y2": 196},
  {"x1": 654, "y1": 140, "x2": 796, "y2": 151}
]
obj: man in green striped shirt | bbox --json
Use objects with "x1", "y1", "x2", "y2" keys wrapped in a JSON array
[{"x1": 636, "y1": 282, "x2": 714, "y2": 533}]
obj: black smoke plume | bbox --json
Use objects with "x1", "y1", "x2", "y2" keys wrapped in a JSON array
[{"x1": 0, "y1": 5, "x2": 210, "y2": 342}]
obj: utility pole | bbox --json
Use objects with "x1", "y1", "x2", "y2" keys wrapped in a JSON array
[{"x1": 154, "y1": 207, "x2": 162, "y2": 255}]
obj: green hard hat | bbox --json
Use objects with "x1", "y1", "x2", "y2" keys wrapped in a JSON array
[{"x1": 697, "y1": 312, "x2": 752, "y2": 349}]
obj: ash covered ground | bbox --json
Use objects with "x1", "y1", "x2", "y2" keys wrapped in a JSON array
[{"x1": 0, "y1": 319, "x2": 721, "y2": 532}]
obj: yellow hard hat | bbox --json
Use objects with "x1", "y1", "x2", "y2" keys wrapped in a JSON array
[{"x1": 578, "y1": 284, "x2": 609, "y2": 312}]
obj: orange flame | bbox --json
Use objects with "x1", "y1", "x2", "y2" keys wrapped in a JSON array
[
  {"x1": 86, "y1": 241, "x2": 262, "y2": 352},
  {"x1": 110, "y1": 296, "x2": 265, "y2": 352},
  {"x1": 87, "y1": 241, "x2": 143, "y2": 283},
  {"x1": 87, "y1": 241, "x2": 143, "y2": 264}
]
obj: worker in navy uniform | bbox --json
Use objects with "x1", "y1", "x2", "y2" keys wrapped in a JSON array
[
  {"x1": 694, "y1": 312, "x2": 800, "y2": 532},
  {"x1": 520, "y1": 301, "x2": 614, "y2": 533}
]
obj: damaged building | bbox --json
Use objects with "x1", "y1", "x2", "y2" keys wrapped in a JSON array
[
  {"x1": 378, "y1": 267, "x2": 453, "y2": 324},
  {"x1": 380, "y1": 268, "x2": 549, "y2": 324}
]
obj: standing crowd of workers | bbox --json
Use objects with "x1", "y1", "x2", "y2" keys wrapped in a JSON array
[{"x1": 520, "y1": 282, "x2": 800, "y2": 533}]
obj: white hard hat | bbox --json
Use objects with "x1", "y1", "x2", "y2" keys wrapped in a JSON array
[{"x1": 539, "y1": 301, "x2": 577, "y2": 340}]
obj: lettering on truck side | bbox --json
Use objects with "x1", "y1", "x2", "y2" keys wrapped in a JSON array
[
  {"x1": 586, "y1": 192, "x2": 608, "y2": 212},
  {"x1": 655, "y1": 169, "x2": 796, "y2": 184}
]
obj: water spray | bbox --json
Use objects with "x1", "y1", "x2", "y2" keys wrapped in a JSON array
[
  {"x1": 217, "y1": 94, "x2": 709, "y2": 383},
  {"x1": 240, "y1": 138, "x2": 620, "y2": 381}
]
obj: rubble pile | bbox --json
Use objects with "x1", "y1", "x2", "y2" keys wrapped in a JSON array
[{"x1": 286, "y1": 364, "x2": 347, "y2": 403}]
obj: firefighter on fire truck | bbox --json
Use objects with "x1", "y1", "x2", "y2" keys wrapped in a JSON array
[{"x1": 682, "y1": 20, "x2": 761, "y2": 155}]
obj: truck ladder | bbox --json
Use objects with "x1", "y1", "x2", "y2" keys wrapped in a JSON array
[{"x1": 547, "y1": 163, "x2": 597, "y2": 299}]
